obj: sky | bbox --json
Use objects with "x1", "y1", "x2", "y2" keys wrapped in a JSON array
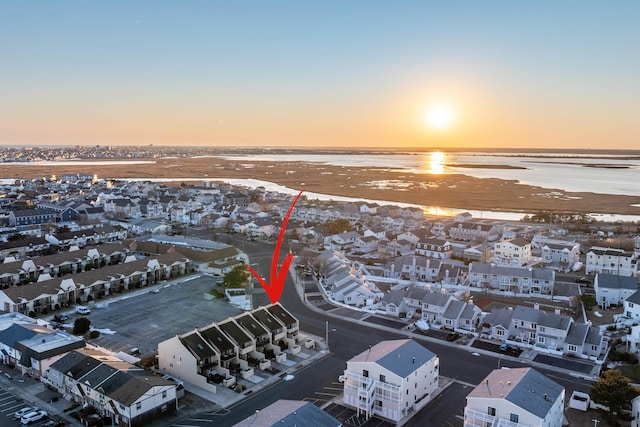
[{"x1": 0, "y1": 1, "x2": 638, "y2": 150}]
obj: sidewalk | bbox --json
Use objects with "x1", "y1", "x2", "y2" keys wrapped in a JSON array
[{"x1": 0, "y1": 366, "x2": 82, "y2": 426}]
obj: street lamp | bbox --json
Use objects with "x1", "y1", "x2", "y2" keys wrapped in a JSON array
[{"x1": 325, "y1": 320, "x2": 337, "y2": 351}]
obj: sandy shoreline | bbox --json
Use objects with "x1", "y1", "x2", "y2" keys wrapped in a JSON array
[{"x1": 1, "y1": 157, "x2": 639, "y2": 217}]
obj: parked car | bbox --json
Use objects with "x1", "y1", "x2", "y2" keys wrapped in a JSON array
[
  {"x1": 499, "y1": 343, "x2": 510, "y2": 352},
  {"x1": 41, "y1": 419, "x2": 66, "y2": 427},
  {"x1": 338, "y1": 375, "x2": 346, "y2": 383},
  {"x1": 446, "y1": 332, "x2": 460, "y2": 342},
  {"x1": 14, "y1": 406, "x2": 35, "y2": 419},
  {"x1": 575, "y1": 277, "x2": 592, "y2": 285},
  {"x1": 53, "y1": 314, "x2": 69, "y2": 322},
  {"x1": 76, "y1": 306, "x2": 91, "y2": 315},
  {"x1": 21, "y1": 410, "x2": 47, "y2": 425}
]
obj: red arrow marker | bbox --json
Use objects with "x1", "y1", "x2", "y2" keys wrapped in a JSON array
[{"x1": 246, "y1": 190, "x2": 304, "y2": 304}]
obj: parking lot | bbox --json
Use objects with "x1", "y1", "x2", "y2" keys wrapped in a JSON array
[
  {"x1": 58, "y1": 275, "x2": 244, "y2": 359},
  {"x1": 0, "y1": 381, "x2": 65, "y2": 427}
]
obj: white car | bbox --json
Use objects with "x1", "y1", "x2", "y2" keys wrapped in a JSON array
[
  {"x1": 14, "y1": 406, "x2": 35, "y2": 419},
  {"x1": 21, "y1": 410, "x2": 47, "y2": 425},
  {"x1": 76, "y1": 306, "x2": 91, "y2": 315}
]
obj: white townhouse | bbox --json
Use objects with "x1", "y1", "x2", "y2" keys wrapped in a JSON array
[
  {"x1": 508, "y1": 305, "x2": 604, "y2": 358},
  {"x1": 342, "y1": 339, "x2": 439, "y2": 423},
  {"x1": 541, "y1": 241, "x2": 581, "y2": 271},
  {"x1": 49, "y1": 349, "x2": 177, "y2": 427},
  {"x1": 493, "y1": 238, "x2": 532, "y2": 266},
  {"x1": 467, "y1": 263, "x2": 555, "y2": 295},
  {"x1": 594, "y1": 273, "x2": 639, "y2": 308},
  {"x1": 448, "y1": 222, "x2": 500, "y2": 242},
  {"x1": 586, "y1": 246, "x2": 639, "y2": 277},
  {"x1": 464, "y1": 368, "x2": 565, "y2": 427},
  {"x1": 624, "y1": 290, "x2": 640, "y2": 320},
  {"x1": 415, "y1": 237, "x2": 452, "y2": 260}
]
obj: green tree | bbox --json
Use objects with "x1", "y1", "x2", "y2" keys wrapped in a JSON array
[
  {"x1": 72, "y1": 317, "x2": 91, "y2": 335},
  {"x1": 590, "y1": 369, "x2": 640, "y2": 425},
  {"x1": 579, "y1": 294, "x2": 597, "y2": 311},
  {"x1": 222, "y1": 264, "x2": 250, "y2": 289}
]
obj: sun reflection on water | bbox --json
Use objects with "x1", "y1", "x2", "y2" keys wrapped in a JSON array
[{"x1": 425, "y1": 151, "x2": 445, "y2": 174}]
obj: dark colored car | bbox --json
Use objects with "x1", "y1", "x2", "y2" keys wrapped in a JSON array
[
  {"x1": 446, "y1": 332, "x2": 460, "y2": 342},
  {"x1": 575, "y1": 277, "x2": 592, "y2": 285},
  {"x1": 53, "y1": 314, "x2": 69, "y2": 322}
]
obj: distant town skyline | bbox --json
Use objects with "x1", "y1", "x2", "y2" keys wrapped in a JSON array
[{"x1": 1, "y1": 1, "x2": 638, "y2": 150}]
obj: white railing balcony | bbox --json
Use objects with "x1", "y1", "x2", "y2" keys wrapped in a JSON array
[{"x1": 464, "y1": 408, "x2": 495, "y2": 427}]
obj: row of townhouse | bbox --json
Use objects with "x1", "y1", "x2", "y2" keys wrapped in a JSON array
[
  {"x1": 316, "y1": 250, "x2": 383, "y2": 307},
  {"x1": 0, "y1": 252, "x2": 190, "y2": 315},
  {"x1": 365, "y1": 255, "x2": 466, "y2": 285},
  {"x1": 158, "y1": 303, "x2": 299, "y2": 397},
  {"x1": 467, "y1": 262, "x2": 555, "y2": 295},
  {"x1": 280, "y1": 201, "x2": 425, "y2": 229},
  {"x1": 482, "y1": 305, "x2": 605, "y2": 359},
  {"x1": 48, "y1": 348, "x2": 178, "y2": 427},
  {"x1": 0, "y1": 313, "x2": 86, "y2": 379},
  {"x1": 380, "y1": 286, "x2": 482, "y2": 332},
  {"x1": 124, "y1": 236, "x2": 249, "y2": 275},
  {"x1": 0, "y1": 243, "x2": 131, "y2": 288},
  {"x1": 586, "y1": 244, "x2": 639, "y2": 277}
]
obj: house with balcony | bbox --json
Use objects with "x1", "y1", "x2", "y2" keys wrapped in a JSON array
[
  {"x1": 541, "y1": 241, "x2": 580, "y2": 271},
  {"x1": 234, "y1": 313, "x2": 273, "y2": 371},
  {"x1": 586, "y1": 247, "x2": 638, "y2": 277},
  {"x1": 501, "y1": 305, "x2": 604, "y2": 359},
  {"x1": 217, "y1": 318, "x2": 256, "y2": 379},
  {"x1": 467, "y1": 263, "x2": 555, "y2": 295},
  {"x1": 342, "y1": 339, "x2": 439, "y2": 423},
  {"x1": 594, "y1": 273, "x2": 639, "y2": 308},
  {"x1": 464, "y1": 368, "x2": 565, "y2": 427},
  {"x1": 493, "y1": 238, "x2": 532, "y2": 266},
  {"x1": 48, "y1": 348, "x2": 177, "y2": 427}
]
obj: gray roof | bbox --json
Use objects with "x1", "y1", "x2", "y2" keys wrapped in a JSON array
[
  {"x1": 483, "y1": 308, "x2": 513, "y2": 328},
  {"x1": 0, "y1": 324, "x2": 37, "y2": 347},
  {"x1": 597, "y1": 274, "x2": 638, "y2": 290},
  {"x1": 470, "y1": 368, "x2": 564, "y2": 420},
  {"x1": 351, "y1": 339, "x2": 436, "y2": 378},
  {"x1": 506, "y1": 369, "x2": 564, "y2": 418},
  {"x1": 512, "y1": 306, "x2": 572, "y2": 331},
  {"x1": 381, "y1": 289, "x2": 405, "y2": 306},
  {"x1": 585, "y1": 326, "x2": 603, "y2": 346},
  {"x1": 565, "y1": 323, "x2": 589, "y2": 345},
  {"x1": 421, "y1": 291, "x2": 451, "y2": 307},
  {"x1": 627, "y1": 290, "x2": 640, "y2": 305},
  {"x1": 443, "y1": 299, "x2": 465, "y2": 319},
  {"x1": 232, "y1": 399, "x2": 341, "y2": 427}
]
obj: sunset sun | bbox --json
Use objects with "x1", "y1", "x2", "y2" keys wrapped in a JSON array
[{"x1": 425, "y1": 104, "x2": 455, "y2": 130}]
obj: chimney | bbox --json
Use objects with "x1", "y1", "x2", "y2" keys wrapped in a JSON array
[
  {"x1": 544, "y1": 393, "x2": 548, "y2": 401},
  {"x1": 412, "y1": 357, "x2": 415, "y2": 364}
]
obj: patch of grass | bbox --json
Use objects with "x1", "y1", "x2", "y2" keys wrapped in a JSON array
[{"x1": 208, "y1": 289, "x2": 223, "y2": 298}]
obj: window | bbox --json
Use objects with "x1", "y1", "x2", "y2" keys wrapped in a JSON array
[
  {"x1": 568, "y1": 344, "x2": 577, "y2": 352},
  {"x1": 162, "y1": 391, "x2": 167, "y2": 399},
  {"x1": 136, "y1": 402, "x2": 142, "y2": 410},
  {"x1": 488, "y1": 407, "x2": 496, "y2": 416},
  {"x1": 539, "y1": 326, "x2": 545, "y2": 333},
  {"x1": 538, "y1": 336, "x2": 545, "y2": 343},
  {"x1": 509, "y1": 413, "x2": 519, "y2": 423},
  {"x1": 379, "y1": 374, "x2": 386, "y2": 383},
  {"x1": 363, "y1": 369, "x2": 369, "y2": 377}
]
